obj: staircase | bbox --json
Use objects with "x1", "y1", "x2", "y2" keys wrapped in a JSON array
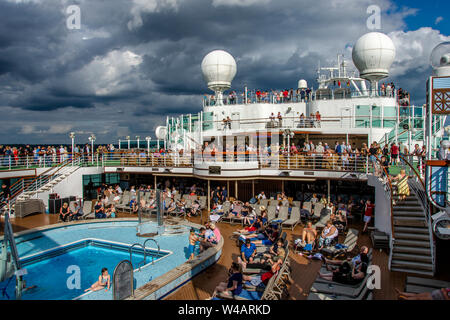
[
  {"x1": 10, "y1": 157, "x2": 81, "y2": 205},
  {"x1": 390, "y1": 185, "x2": 435, "y2": 276}
]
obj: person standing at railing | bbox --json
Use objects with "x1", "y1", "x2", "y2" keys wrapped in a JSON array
[
  {"x1": 277, "y1": 112, "x2": 283, "y2": 127},
  {"x1": 390, "y1": 142, "x2": 399, "y2": 165},
  {"x1": 315, "y1": 111, "x2": 321, "y2": 128},
  {"x1": 299, "y1": 113, "x2": 305, "y2": 128}
]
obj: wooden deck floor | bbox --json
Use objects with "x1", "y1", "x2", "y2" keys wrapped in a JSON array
[{"x1": 2, "y1": 211, "x2": 449, "y2": 300}]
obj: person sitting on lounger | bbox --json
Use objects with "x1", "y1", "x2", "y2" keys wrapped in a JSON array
[
  {"x1": 262, "y1": 238, "x2": 285, "y2": 261},
  {"x1": 242, "y1": 258, "x2": 283, "y2": 288},
  {"x1": 332, "y1": 207, "x2": 347, "y2": 231},
  {"x1": 243, "y1": 206, "x2": 256, "y2": 226},
  {"x1": 84, "y1": 267, "x2": 110, "y2": 292},
  {"x1": 239, "y1": 239, "x2": 256, "y2": 268},
  {"x1": 259, "y1": 206, "x2": 268, "y2": 224},
  {"x1": 211, "y1": 262, "x2": 243, "y2": 299},
  {"x1": 322, "y1": 246, "x2": 370, "y2": 271},
  {"x1": 295, "y1": 221, "x2": 317, "y2": 252},
  {"x1": 395, "y1": 287, "x2": 450, "y2": 300},
  {"x1": 318, "y1": 255, "x2": 368, "y2": 285},
  {"x1": 318, "y1": 220, "x2": 338, "y2": 249},
  {"x1": 94, "y1": 200, "x2": 106, "y2": 219},
  {"x1": 166, "y1": 198, "x2": 177, "y2": 215},
  {"x1": 243, "y1": 224, "x2": 280, "y2": 246},
  {"x1": 236, "y1": 216, "x2": 263, "y2": 235},
  {"x1": 105, "y1": 204, "x2": 116, "y2": 218}
]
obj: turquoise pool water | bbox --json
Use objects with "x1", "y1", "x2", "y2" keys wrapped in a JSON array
[{"x1": 0, "y1": 220, "x2": 194, "y2": 300}]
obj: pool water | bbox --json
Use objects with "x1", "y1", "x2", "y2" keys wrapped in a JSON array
[{"x1": 0, "y1": 240, "x2": 166, "y2": 300}]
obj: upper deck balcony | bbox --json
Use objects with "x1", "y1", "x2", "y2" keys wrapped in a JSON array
[{"x1": 202, "y1": 87, "x2": 397, "y2": 108}]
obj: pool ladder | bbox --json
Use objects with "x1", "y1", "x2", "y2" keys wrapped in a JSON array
[{"x1": 129, "y1": 239, "x2": 161, "y2": 271}]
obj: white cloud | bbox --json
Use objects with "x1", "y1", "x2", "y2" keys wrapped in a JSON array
[
  {"x1": 388, "y1": 27, "x2": 450, "y2": 77},
  {"x1": 435, "y1": 16, "x2": 444, "y2": 25},
  {"x1": 128, "y1": 0, "x2": 182, "y2": 30},
  {"x1": 63, "y1": 49, "x2": 145, "y2": 97}
]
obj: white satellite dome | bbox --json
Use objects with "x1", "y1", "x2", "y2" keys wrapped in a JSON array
[
  {"x1": 201, "y1": 50, "x2": 237, "y2": 92},
  {"x1": 430, "y1": 42, "x2": 450, "y2": 77},
  {"x1": 298, "y1": 79, "x2": 307, "y2": 89},
  {"x1": 352, "y1": 32, "x2": 396, "y2": 81},
  {"x1": 155, "y1": 126, "x2": 167, "y2": 140}
]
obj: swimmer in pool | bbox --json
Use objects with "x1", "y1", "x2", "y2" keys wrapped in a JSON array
[{"x1": 85, "y1": 267, "x2": 110, "y2": 292}]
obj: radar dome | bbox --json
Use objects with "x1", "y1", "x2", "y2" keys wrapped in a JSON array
[
  {"x1": 352, "y1": 32, "x2": 396, "y2": 81},
  {"x1": 430, "y1": 42, "x2": 450, "y2": 77},
  {"x1": 298, "y1": 79, "x2": 308, "y2": 89},
  {"x1": 155, "y1": 126, "x2": 167, "y2": 140},
  {"x1": 201, "y1": 50, "x2": 237, "y2": 92}
]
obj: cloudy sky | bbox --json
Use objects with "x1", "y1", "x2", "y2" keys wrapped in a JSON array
[{"x1": 0, "y1": 0, "x2": 449, "y2": 144}]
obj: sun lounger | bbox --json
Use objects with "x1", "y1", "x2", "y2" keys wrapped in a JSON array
[
  {"x1": 271, "y1": 206, "x2": 289, "y2": 225},
  {"x1": 309, "y1": 274, "x2": 369, "y2": 297},
  {"x1": 81, "y1": 201, "x2": 94, "y2": 219},
  {"x1": 281, "y1": 207, "x2": 301, "y2": 230},
  {"x1": 266, "y1": 206, "x2": 277, "y2": 223},
  {"x1": 307, "y1": 284, "x2": 371, "y2": 300},
  {"x1": 321, "y1": 228, "x2": 359, "y2": 258},
  {"x1": 292, "y1": 201, "x2": 301, "y2": 207},
  {"x1": 405, "y1": 276, "x2": 450, "y2": 294}
]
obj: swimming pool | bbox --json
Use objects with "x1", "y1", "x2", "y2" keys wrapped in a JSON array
[{"x1": 0, "y1": 219, "x2": 213, "y2": 300}]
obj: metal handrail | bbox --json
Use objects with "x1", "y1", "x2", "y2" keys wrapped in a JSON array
[
  {"x1": 129, "y1": 243, "x2": 146, "y2": 271},
  {"x1": 143, "y1": 239, "x2": 160, "y2": 265}
]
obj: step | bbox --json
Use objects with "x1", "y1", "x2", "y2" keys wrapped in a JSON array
[
  {"x1": 395, "y1": 239, "x2": 430, "y2": 248},
  {"x1": 391, "y1": 267, "x2": 434, "y2": 277},
  {"x1": 391, "y1": 253, "x2": 433, "y2": 264},
  {"x1": 394, "y1": 217, "x2": 427, "y2": 227},
  {"x1": 394, "y1": 232, "x2": 429, "y2": 241},
  {"x1": 391, "y1": 259, "x2": 433, "y2": 271},
  {"x1": 393, "y1": 211, "x2": 424, "y2": 218},
  {"x1": 393, "y1": 246, "x2": 431, "y2": 256},
  {"x1": 394, "y1": 226, "x2": 429, "y2": 234},
  {"x1": 393, "y1": 206, "x2": 423, "y2": 212}
]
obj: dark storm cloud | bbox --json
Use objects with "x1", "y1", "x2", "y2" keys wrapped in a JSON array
[{"x1": 0, "y1": 0, "x2": 447, "y2": 143}]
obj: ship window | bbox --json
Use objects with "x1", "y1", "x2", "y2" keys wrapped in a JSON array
[{"x1": 372, "y1": 106, "x2": 381, "y2": 128}]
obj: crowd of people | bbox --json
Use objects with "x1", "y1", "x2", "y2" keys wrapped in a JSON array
[
  {"x1": 204, "y1": 87, "x2": 313, "y2": 106},
  {"x1": 0, "y1": 144, "x2": 117, "y2": 167}
]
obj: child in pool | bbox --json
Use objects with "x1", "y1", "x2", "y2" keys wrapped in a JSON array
[
  {"x1": 85, "y1": 267, "x2": 110, "y2": 292},
  {"x1": 188, "y1": 228, "x2": 199, "y2": 260}
]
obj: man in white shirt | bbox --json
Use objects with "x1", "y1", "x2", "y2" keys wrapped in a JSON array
[{"x1": 257, "y1": 191, "x2": 266, "y2": 200}]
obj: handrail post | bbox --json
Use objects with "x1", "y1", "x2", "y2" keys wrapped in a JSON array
[{"x1": 9, "y1": 156, "x2": 11, "y2": 170}]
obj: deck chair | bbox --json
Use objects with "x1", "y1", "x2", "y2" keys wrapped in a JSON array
[
  {"x1": 405, "y1": 276, "x2": 450, "y2": 294},
  {"x1": 266, "y1": 206, "x2": 277, "y2": 223},
  {"x1": 321, "y1": 228, "x2": 359, "y2": 258},
  {"x1": 309, "y1": 273, "x2": 371, "y2": 298},
  {"x1": 312, "y1": 203, "x2": 325, "y2": 220},
  {"x1": 116, "y1": 194, "x2": 130, "y2": 212},
  {"x1": 271, "y1": 206, "x2": 289, "y2": 225},
  {"x1": 259, "y1": 199, "x2": 269, "y2": 208},
  {"x1": 230, "y1": 203, "x2": 244, "y2": 225},
  {"x1": 81, "y1": 201, "x2": 94, "y2": 219},
  {"x1": 198, "y1": 196, "x2": 207, "y2": 209},
  {"x1": 282, "y1": 207, "x2": 301, "y2": 230},
  {"x1": 313, "y1": 210, "x2": 331, "y2": 228},
  {"x1": 318, "y1": 249, "x2": 373, "y2": 276},
  {"x1": 221, "y1": 202, "x2": 240, "y2": 223},
  {"x1": 303, "y1": 201, "x2": 312, "y2": 215},
  {"x1": 292, "y1": 201, "x2": 301, "y2": 208},
  {"x1": 182, "y1": 194, "x2": 190, "y2": 200},
  {"x1": 280, "y1": 200, "x2": 289, "y2": 207},
  {"x1": 307, "y1": 285, "x2": 371, "y2": 300}
]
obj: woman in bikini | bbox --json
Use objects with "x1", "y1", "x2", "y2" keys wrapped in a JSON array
[{"x1": 85, "y1": 267, "x2": 110, "y2": 292}]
